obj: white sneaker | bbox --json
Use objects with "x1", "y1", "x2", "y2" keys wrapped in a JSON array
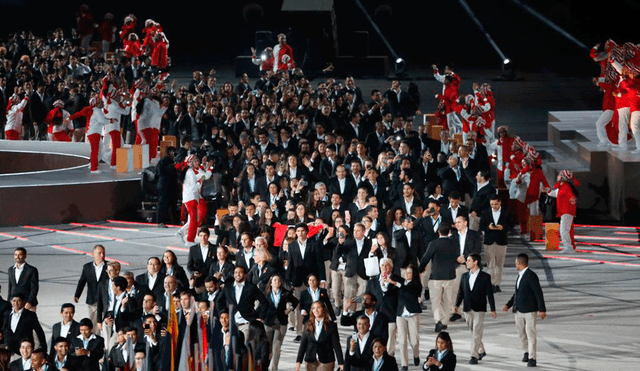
[
  {"x1": 185, "y1": 240, "x2": 194, "y2": 247},
  {"x1": 597, "y1": 141, "x2": 611, "y2": 147},
  {"x1": 110, "y1": 165, "x2": 117, "y2": 169},
  {"x1": 613, "y1": 145, "x2": 629, "y2": 152},
  {"x1": 90, "y1": 170, "x2": 101, "y2": 174},
  {"x1": 632, "y1": 148, "x2": 640, "y2": 155}
]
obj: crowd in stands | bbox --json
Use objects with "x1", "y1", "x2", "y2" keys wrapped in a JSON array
[{"x1": 0, "y1": 6, "x2": 581, "y2": 371}]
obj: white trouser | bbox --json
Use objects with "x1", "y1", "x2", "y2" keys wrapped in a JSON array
[
  {"x1": 595, "y1": 109, "x2": 614, "y2": 143},
  {"x1": 618, "y1": 107, "x2": 630, "y2": 148},
  {"x1": 560, "y1": 214, "x2": 574, "y2": 251},
  {"x1": 630, "y1": 111, "x2": 640, "y2": 150}
]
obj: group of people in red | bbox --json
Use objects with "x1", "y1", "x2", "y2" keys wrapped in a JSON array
[{"x1": 591, "y1": 39, "x2": 640, "y2": 153}]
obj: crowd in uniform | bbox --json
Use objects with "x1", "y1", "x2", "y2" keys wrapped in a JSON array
[{"x1": 0, "y1": 8, "x2": 589, "y2": 371}]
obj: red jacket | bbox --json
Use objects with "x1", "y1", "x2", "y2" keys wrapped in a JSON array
[{"x1": 554, "y1": 180, "x2": 579, "y2": 217}]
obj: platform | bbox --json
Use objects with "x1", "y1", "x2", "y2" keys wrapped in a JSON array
[
  {"x1": 535, "y1": 111, "x2": 640, "y2": 224},
  {"x1": 0, "y1": 140, "x2": 142, "y2": 226}
]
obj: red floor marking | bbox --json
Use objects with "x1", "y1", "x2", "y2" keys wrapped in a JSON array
[
  {"x1": 575, "y1": 249, "x2": 640, "y2": 258},
  {"x1": 0, "y1": 232, "x2": 29, "y2": 241},
  {"x1": 166, "y1": 245, "x2": 190, "y2": 252},
  {"x1": 107, "y1": 219, "x2": 181, "y2": 228},
  {"x1": 51, "y1": 244, "x2": 130, "y2": 265},
  {"x1": 575, "y1": 235, "x2": 640, "y2": 242},
  {"x1": 23, "y1": 225, "x2": 126, "y2": 242},
  {"x1": 542, "y1": 255, "x2": 640, "y2": 266},
  {"x1": 577, "y1": 241, "x2": 640, "y2": 249},
  {"x1": 70, "y1": 222, "x2": 140, "y2": 232}
]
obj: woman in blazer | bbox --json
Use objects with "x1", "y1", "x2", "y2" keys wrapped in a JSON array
[
  {"x1": 265, "y1": 274, "x2": 299, "y2": 371},
  {"x1": 160, "y1": 250, "x2": 190, "y2": 291},
  {"x1": 345, "y1": 337, "x2": 399, "y2": 371},
  {"x1": 299, "y1": 274, "x2": 336, "y2": 326},
  {"x1": 422, "y1": 331, "x2": 456, "y2": 371},
  {"x1": 247, "y1": 245, "x2": 277, "y2": 292},
  {"x1": 296, "y1": 301, "x2": 344, "y2": 371},
  {"x1": 396, "y1": 264, "x2": 422, "y2": 370}
]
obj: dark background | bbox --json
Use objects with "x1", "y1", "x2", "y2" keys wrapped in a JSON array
[{"x1": 0, "y1": 0, "x2": 636, "y2": 76}]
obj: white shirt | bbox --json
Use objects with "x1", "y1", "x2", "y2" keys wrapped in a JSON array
[
  {"x1": 14, "y1": 263, "x2": 24, "y2": 283},
  {"x1": 477, "y1": 180, "x2": 490, "y2": 191},
  {"x1": 200, "y1": 244, "x2": 210, "y2": 263},
  {"x1": 309, "y1": 287, "x2": 320, "y2": 302},
  {"x1": 298, "y1": 239, "x2": 307, "y2": 259},
  {"x1": 243, "y1": 248, "x2": 255, "y2": 268},
  {"x1": 60, "y1": 320, "x2": 72, "y2": 337},
  {"x1": 355, "y1": 238, "x2": 365, "y2": 256},
  {"x1": 492, "y1": 207, "x2": 501, "y2": 225},
  {"x1": 10, "y1": 309, "x2": 23, "y2": 332},
  {"x1": 147, "y1": 273, "x2": 158, "y2": 291},
  {"x1": 516, "y1": 267, "x2": 528, "y2": 289},
  {"x1": 357, "y1": 332, "x2": 370, "y2": 354},
  {"x1": 234, "y1": 282, "x2": 248, "y2": 324},
  {"x1": 449, "y1": 205, "x2": 460, "y2": 221},
  {"x1": 94, "y1": 261, "x2": 104, "y2": 282},
  {"x1": 314, "y1": 320, "x2": 323, "y2": 340},
  {"x1": 458, "y1": 229, "x2": 468, "y2": 256},
  {"x1": 22, "y1": 358, "x2": 31, "y2": 370},
  {"x1": 469, "y1": 269, "x2": 480, "y2": 290}
]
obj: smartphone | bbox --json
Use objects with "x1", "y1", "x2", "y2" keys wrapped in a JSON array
[{"x1": 353, "y1": 296, "x2": 363, "y2": 304}]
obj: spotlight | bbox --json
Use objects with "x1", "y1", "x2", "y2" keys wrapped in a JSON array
[
  {"x1": 395, "y1": 58, "x2": 406, "y2": 76},
  {"x1": 501, "y1": 58, "x2": 515, "y2": 81},
  {"x1": 261, "y1": 52, "x2": 267, "y2": 61}
]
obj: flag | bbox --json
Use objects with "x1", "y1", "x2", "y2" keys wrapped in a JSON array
[{"x1": 167, "y1": 293, "x2": 179, "y2": 371}]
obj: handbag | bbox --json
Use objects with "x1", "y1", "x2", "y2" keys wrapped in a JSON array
[{"x1": 364, "y1": 255, "x2": 380, "y2": 277}]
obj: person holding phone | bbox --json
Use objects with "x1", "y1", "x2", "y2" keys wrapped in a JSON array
[{"x1": 422, "y1": 331, "x2": 456, "y2": 371}]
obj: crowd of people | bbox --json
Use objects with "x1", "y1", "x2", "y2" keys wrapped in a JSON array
[{"x1": 0, "y1": 7, "x2": 587, "y2": 371}]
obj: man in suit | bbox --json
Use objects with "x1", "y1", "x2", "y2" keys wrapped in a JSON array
[
  {"x1": 135, "y1": 257, "x2": 166, "y2": 303},
  {"x1": 340, "y1": 293, "x2": 389, "y2": 343},
  {"x1": 220, "y1": 266, "x2": 268, "y2": 341},
  {"x1": 328, "y1": 165, "x2": 357, "y2": 206},
  {"x1": 454, "y1": 254, "x2": 496, "y2": 365},
  {"x1": 51, "y1": 337, "x2": 82, "y2": 371},
  {"x1": 339, "y1": 223, "x2": 371, "y2": 312},
  {"x1": 469, "y1": 169, "x2": 497, "y2": 231},
  {"x1": 0, "y1": 284, "x2": 11, "y2": 331},
  {"x1": 285, "y1": 223, "x2": 327, "y2": 339},
  {"x1": 419, "y1": 223, "x2": 459, "y2": 332},
  {"x1": 417, "y1": 148, "x2": 442, "y2": 187},
  {"x1": 74, "y1": 244, "x2": 108, "y2": 333},
  {"x1": 503, "y1": 253, "x2": 546, "y2": 368},
  {"x1": 69, "y1": 318, "x2": 105, "y2": 371},
  {"x1": 8, "y1": 247, "x2": 39, "y2": 311},
  {"x1": 49, "y1": 303, "x2": 80, "y2": 356},
  {"x1": 450, "y1": 214, "x2": 483, "y2": 322},
  {"x1": 187, "y1": 226, "x2": 216, "y2": 288},
  {"x1": 365, "y1": 121, "x2": 390, "y2": 160},
  {"x1": 395, "y1": 216, "x2": 426, "y2": 273},
  {"x1": 480, "y1": 195, "x2": 512, "y2": 293},
  {"x1": 102, "y1": 277, "x2": 137, "y2": 336},
  {"x1": 2, "y1": 293, "x2": 47, "y2": 355},
  {"x1": 343, "y1": 111, "x2": 367, "y2": 142},
  {"x1": 235, "y1": 232, "x2": 257, "y2": 273},
  {"x1": 9, "y1": 338, "x2": 33, "y2": 371},
  {"x1": 437, "y1": 153, "x2": 468, "y2": 199},
  {"x1": 344, "y1": 316, "x2": 374, "y2": 371},
  {"x1": 440, "y1": 191, "x2": 469, "y2": 228}
]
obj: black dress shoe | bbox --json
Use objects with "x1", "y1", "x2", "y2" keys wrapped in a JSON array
[
  {"x1": 294, "y1": 335, "x2": 302, "y2": 342},
  {"x1": 400, "y1": 367, "x2": 408, "y2": 371},
  {"x1": 527, "y1": 359, "x2": 537, "y2": 367},
  {"x1": 424, "y1": 289, "x2": 430, "y2": 301},
  {"x1": 450, "y1": 313, "x2": 462, "y2": 322},
  {"x1": 522, "y1": 352, "x2": 529, "y2": 362},
  {"x1": 495, "y1": 285, "x2": 502, "y2": 293},
  {"x1": 289, "y1": 327, "x2": 294, "y2": 331},
  {"x1": 478, "y1": 352, "x2": 486, "y2": 360},
  {"x1": 469, "y1": 357, "x2": 478, "y2": 364},
  {"x1": 414, "y1": 357, "x2": 420, "y2": 366},
  {"x1": 435, "y1": 321, "x2": 444, "y2": 332}
]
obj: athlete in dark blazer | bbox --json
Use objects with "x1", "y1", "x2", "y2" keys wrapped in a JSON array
[
  {"x1": 2, "y1": 294, "x2": 47, "y2": 355},
  {"x1": 73, "y1": 250, "x2": 108, "y2": 306},
  {"x1": 68, "y1": 319, "x2": 105, "y2": 371},
  {"x1": 8, "y1": 248, "x2": 39, "y2": 308}
]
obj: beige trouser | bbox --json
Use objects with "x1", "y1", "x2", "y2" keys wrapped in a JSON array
[
  {"x1": 266, "y1": 324, "x2": 287, "y2": 371},
  {"x1": 387, "y1": 322, "x2": 397, "y2": 356},
  {"x1": 331, "y1": 269, "x2": 346, "y2": 308},
  {"x1": 420, "y1": 263, "x2": 431, "y2": 300},
  {"x1": 291, "y1": 285, "x2": 306, "y2": 334},
  {"x1": 451, "y1": 265, "x2": 468, "y2": 313},
  {"x1": 428, "y1": 279, "x2": 455, "y2": 325},
  {"x1": 344, "y1": 275, "x2": 367, "y2": 312},
  {"x1": 306, "y1": 361, "x2": 335, "y2": 371},
  {"x1": 464, "y1": 310, "x2": 486, "y2": 358},
  {"x1": 87, "y1": 303, "x2": 100, "y2": 334},
  {"x1": 324, "y1": 260, "x2": 332, "y2": 299},
  {"x1": 396, "y1": 315, "x2": 420, "y2": 367},
  {"x1": 484, "y1": 243, "x2": 507, "y2": 285},
  {"x1": 515, "y1": 311, "x2": 538, "y2": 360}
]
